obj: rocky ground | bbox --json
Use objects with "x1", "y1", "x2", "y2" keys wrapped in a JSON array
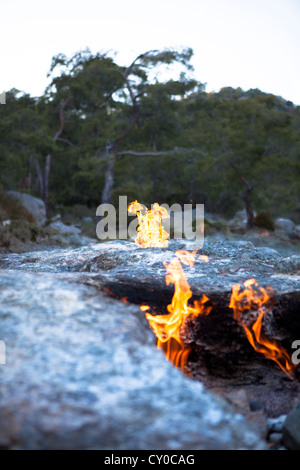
[
  {"x1": 1, "y1": 192, "x2": 300, "y2": 449},
  {"x1": 0, "y1": 233, "x2": 299, "y2": 450}
]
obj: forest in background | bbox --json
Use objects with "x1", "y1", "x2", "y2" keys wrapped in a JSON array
[{"x1": 1, "y1": 47, "x2": 299, "y2": 226}]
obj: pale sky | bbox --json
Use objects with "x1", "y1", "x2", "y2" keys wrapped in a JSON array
[{"x1": 1, "y1": 0, "x2": 300, "y2": 104}]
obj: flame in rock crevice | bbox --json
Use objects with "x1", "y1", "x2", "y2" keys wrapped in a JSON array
[
  {"x1": 128, "y1": 200, "x2": 169, "y2": 248},
  {"x1": 144, "y1": 250, "x2": 211, "y2": 372},
  {"x1": 229, "y1": 278, "x2": 296, "y2": 379},
  {"x1": 140, "y1": 305, "x2": 150, "y2": 312}
]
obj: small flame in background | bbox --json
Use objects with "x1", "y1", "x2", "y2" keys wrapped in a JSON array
[
  {"x1": 144, "y1": 250, "x2": 211, "y2": 372},
  {"x1": 229, "y1": 278, "x2": 296, "y2": 379},
  {"x1": 140, "y1": 305, "x2": 150, "y2": 311},
  {"x1": 128, "y1": 200, "x2": 170, "y2": 248}
]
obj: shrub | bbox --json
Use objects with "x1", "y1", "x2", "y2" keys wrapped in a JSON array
[
  {"x1": 254, "y1": 211, "x2": 275, "y2": 231},
  {"x1": 0, "y1": 192, "x2": 35, "y2": 223}
]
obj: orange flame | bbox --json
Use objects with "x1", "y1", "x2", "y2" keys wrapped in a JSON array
[
  {"x1": 145, "y1": 250, "x2": 212, "y2": 371},
  {"x1": 140, "y1": 305, "x2": 150, "y2": 312},
  {"x1": 128, "y1": 200, "x2": 169, "y2": 248},
  {"x1": 176, "y1": 249, "x2": 198, "y2": 267},
  {"x1": 229, "y1": 278, "x2": 296, "y2": 379}
]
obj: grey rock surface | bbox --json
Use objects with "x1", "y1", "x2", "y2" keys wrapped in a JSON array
[
  {"x1": 0, "y1": 238, "x2": 299, "y2": 320},
  {"x1": 0, "y1": 269, "x2": 266, "y2": 450},
  {"x1": 295, "y1": 225, "x2": 300, "y2": 239},
  {"x1": 0, "y1": 237, "x2": 299, "y2": 449},
  {"x1": 274, "y1": 255, "x2": 300, "y2": 274},
  {"x1": 0, "y1": 238, "x2": 299, "y2": 292}
]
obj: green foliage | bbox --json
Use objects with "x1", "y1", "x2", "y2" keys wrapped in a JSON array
[
  {"x1": 0, "y1": 220, "x2": 42, "y2": 247},
  {"x1": 0, "y1": 49, "x2": 299, "y2": 222}
]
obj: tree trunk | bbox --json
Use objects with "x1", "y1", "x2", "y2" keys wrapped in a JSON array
[
  {"x1": 44, "y1": 154, "x2": 51, "y2": 217},
  {"x1": 101, "y1": 155, "x2": 115, "y2": 205},
  {"x1": 229, "y1": 160, "x2": 255, "y2": 229},
  {"x1": 244, "y1": 184, "x2": 255, "y2": 229},
  {"x1": 33, "y1": 156, "x2": 44, "y2": 199},
  {"x1": 152, "y1": 170, "x2": 157, "y2": 202}
]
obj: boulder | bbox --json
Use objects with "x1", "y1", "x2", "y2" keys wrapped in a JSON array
[
  {"x1": 275, "y1": 218, "x2": 295, "y2": 232},
  {"x1": 0, "y1": 238, "x2": 299, "y2": 434},
  {"x1": 283, "y1": 400, "x2": 300, "y2": 450},
  {"x1": 0, "y1": 269, "x2": 266, "y2": 450},
  {"x1": 228, "y1": 210, "x2": 250, "y2": 233},
  {"x1": 233, "y1": 210, "x2": 248, "y2": 222},
  {"x1": 48, "y1": 221, "x2": 81, "y2": 235},
  {"x1": 5, "y1": 191, "x2": 46, "y2": 226},
  {"x1": 294, "y1": 225, "x2": 300, "y2": 239},
  {"x1": 47, "y1": 220, "x2": 94, "y2": 247}
]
